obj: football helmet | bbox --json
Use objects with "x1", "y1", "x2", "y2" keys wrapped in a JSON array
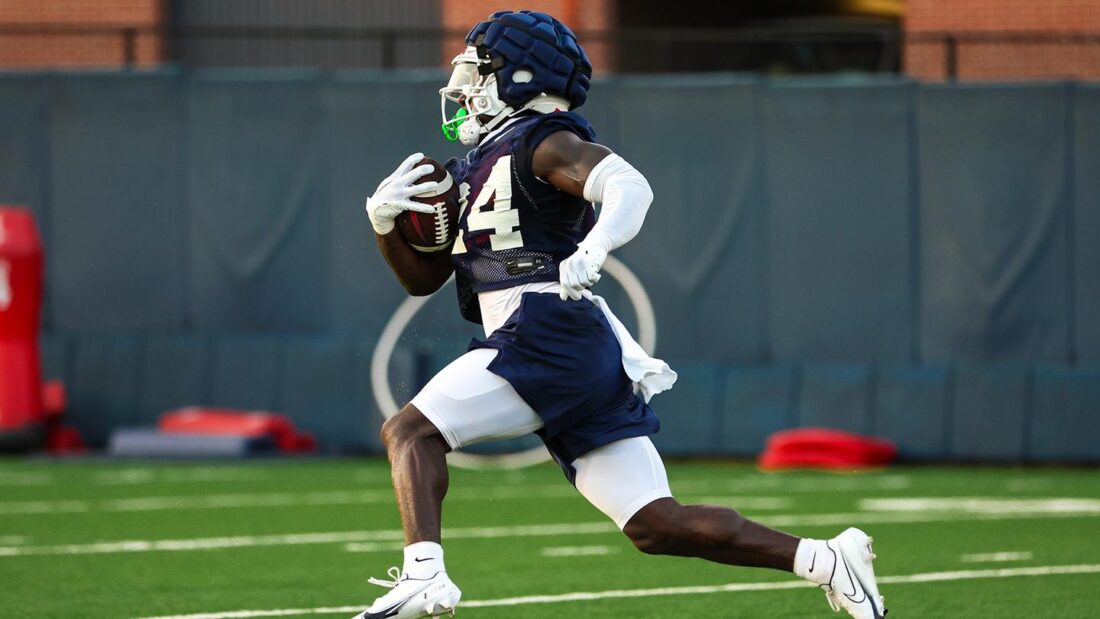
[{"x1": 440, "y1": 10, "x2": 592, "y2": 145}]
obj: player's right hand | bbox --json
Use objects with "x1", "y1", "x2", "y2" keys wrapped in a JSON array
[
  {"x1": 366, "y1": 152, "x2": 444, "y2": 235},
  {"x1": 558, "y1": 240, "x2": 607, "y2": 301}
]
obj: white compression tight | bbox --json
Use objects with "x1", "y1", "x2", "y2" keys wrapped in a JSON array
[
  {"x1": 572, "y1": 435, "x2": 673, "y2": 529},
  {"x1": 410, "y1": 348, "x2": 672, "y2": 529}
]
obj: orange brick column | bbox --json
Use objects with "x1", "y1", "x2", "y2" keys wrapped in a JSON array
[
  {"x1": 0, "y1": 0, "x2": 166, "y2": 69},
  {"x1": 905, "y1": 0, "x2": 1100, "y2": 80},
  {"x1": 440, "y1": 0, "x2": 616, "y2": 74}
]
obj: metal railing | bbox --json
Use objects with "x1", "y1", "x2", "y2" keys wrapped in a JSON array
[{"x1": 2, "y1": 24, "x2": 1099, "y2": 79}]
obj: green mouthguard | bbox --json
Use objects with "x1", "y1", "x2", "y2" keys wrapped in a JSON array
[{"x1": 442, "y1": 107, "x2": 468, "y2": 141}]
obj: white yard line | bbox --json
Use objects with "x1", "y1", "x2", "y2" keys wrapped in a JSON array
[
  {"x1": 134, "y1": 563, "x2": 1100, "y2": 619},
  {"x1": 0, "y1": 471, "x2": 53, "y2": 486},
  {"x1": 94, "y1": 468, "x2": 271, "y2": 485},
  {"x1": 4, "y1": 507, "x2": 1100, "y2": 558},
  {"x1": 764, "y1": 509, "x2": 1100, "y2": 527},
  {"x1": 694, "y1": 474, "x2": 912, "y2": 493},
  {"x1": 0, "y1": 500, "x2": 90, "y2": 515},
  {"x1": 961, "y1": 551, "x2": 1034, "y2": 563},
  {"x1": 861, "y1": 497, "x2": 1100, "y2": 515},
  {"x1": 0, "y1": 475, "x2": 914, "y2": 516},
  {"x1": 342, "y1": 542, "x2": 406, "y2": 554},
  {"x1": 0, "y1": 522, "x2": 616, "y2": 557},
  {"x1": 0, "y1": 485, "x2": 579, "y2": 515},
  {"x1": 540, "y1": 545, "x2": 618, "y2": 557}
]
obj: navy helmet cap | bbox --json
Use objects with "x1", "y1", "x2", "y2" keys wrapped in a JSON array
[{"x1": 464, "y1": 10, "x2": 592, "y2": 109}]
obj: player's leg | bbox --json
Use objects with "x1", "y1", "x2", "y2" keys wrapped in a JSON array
[
  {"x1": 356, "y1": 348, "x2": 543, "y2": 618},
  {"x1": 379, "y1": 404, "x2": 449, "y2": 545},
  {"x1": 383, "y1": 348, "x2": 544, "y2": 542},
  {"x1": 572, "y1": 436, "x2": 796, "y2": 568},
  {"x1": 573, "y1": 436, "x2": 886, "y2": 618}
]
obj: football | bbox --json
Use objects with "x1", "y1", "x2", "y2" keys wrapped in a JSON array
[{"x1": 396, "y1": 157, "x2": 460, "y2": 253}]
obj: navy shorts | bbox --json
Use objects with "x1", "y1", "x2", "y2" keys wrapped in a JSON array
[{"x1": 469, "y1": 292, "x2": 661, "y2": 481}]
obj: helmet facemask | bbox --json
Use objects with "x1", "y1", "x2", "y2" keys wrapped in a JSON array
[{"x1": 440, "y1": 47, "x2": 512, "y2": 145}]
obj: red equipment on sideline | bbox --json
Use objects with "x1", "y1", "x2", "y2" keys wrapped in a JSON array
[
  {"x1": 758, "y1": 428, "x2": 897, "y2": 470},
  {"x1": 159, "y1": 407, "x2": 317, "y2": 453},
  {"x1": 0, "y1": 207, "x2": 45, "y2": 449}
]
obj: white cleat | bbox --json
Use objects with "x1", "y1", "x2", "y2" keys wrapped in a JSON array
[
  {"x1": 821, "y1": 528, "x2": 887, "y2": 619},
  {"x1": 351, "y1": 567, "x2": 462, "y2": 619}
]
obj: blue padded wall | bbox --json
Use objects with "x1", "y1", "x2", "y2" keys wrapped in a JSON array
[
  {"x1": 0, "y1": 76, "x2": 49, "y2": 227},
  {"x1": 796, "y1": 365, "x2": 874, "y2": 433},
  {"x1": 68, "y1": 335, "x2": 142, "y2": 444},
  {"x1": 649, "y1": 362, "x2": 721, "y2": 455},
  {"x1": 188, "y1": 71, "x2": 331, "y2": 333},
  {"x1": 615, "y1": 76, "x2": 769, "y2": 362},
  {"x1": 210, "y1": 336, "x2": 286, "y2": 411},
  {"x1": 950, "y1": 366, "x2": 1029, "y2": 460},
  {"x1": 281, "y1": 336, "x2": 361, "y2": 451},
  {"x1": 873, "y1": 365, "x2": 950, "y2": 458},
  {"x1": 49, "y1": 73, "x2": 188, "y2": 331},
  {"x1": 1030, "y1": 366, "x2": 1100, "y2": 460},
  {"x1": 763, "y1": 81, "x2": 915, "y2": 363},
  {"x1": 720, "y1": 366, "x2": 796, "y2": 455},
  {"x1": 38, "y1": 335, "x2": 70, "y2": 385},
  {"x1": 918, "y1": 85, "x2": 1071, "y2": 363},
  {"x1": 139, "y1": 335, "x2": 211, "y2": 421},
  {"x1": 1074, "y1": 85, "x2": 1100, "y2": 363}
]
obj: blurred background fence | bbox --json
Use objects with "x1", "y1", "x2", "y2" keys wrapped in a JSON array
[
  {"x1": 2, "y1": 71, "x2": 1098, "y2": 460},
  {"x1": 4, "y1": 23, "x2": 1100, "y2": 80}
]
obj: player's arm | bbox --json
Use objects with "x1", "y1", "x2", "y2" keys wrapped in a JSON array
[
  {"x1": 366, "y1": 153, "x2": 456, "y2": 296},
  {"x1": 532, "y1": 131, "x2": 654, "y2": 300},
  {"x1": 374, "y1": 230, "x2": 454, "y2": 296}
]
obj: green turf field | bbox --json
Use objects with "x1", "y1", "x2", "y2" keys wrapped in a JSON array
[{"x1": 1, "y1": 458, "x2": 1098, "y2": 618}]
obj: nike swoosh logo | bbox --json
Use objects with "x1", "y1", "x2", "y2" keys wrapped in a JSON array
[
  {"x1": 414, "y1": 557, "x2": 433, "y2": 562},
  {"x1": 841, "y1": 557, "x2": 867, "y2": 604},
  {"x1": 808, "y1": 551, "x2": 817, "y2": 573}
]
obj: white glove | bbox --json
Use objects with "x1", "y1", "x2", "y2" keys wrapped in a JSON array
[
  {"x1": 366, "y1": 152, "x2": 443, "y2": 235},
  {"x1": 559, "y1": 235, "x2": 610, "y2": 301}
]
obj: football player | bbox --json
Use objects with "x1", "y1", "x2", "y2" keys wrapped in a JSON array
[{"x1": 358, "y1": 11, "x2": 886, "y2": 619}]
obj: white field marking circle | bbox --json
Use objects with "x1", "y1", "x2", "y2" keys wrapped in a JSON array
[{"x1": 370, "y1": 255, "x2": 657, "y2": 470}]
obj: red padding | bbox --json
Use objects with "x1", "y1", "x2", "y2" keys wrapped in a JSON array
[
  {"x1": 758, "y1": 428, "x2": 897, "y2": 470},
  {"x1": 41, "y1": 380, "x2": 67, "y2": 418},
  {"x1": 46, "y1": 424, "x2": 86, "y2": 454},
  {"x1": 158, "y1": 407, "x2": 315, "y2": 453}
]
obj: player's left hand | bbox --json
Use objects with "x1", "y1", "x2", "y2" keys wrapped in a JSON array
[{"x1": 559, "y1": 241, "x2": 608, "y2": 301}]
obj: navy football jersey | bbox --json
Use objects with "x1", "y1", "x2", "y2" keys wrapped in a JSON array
[{"x1": 445, "y1": 111, "x2": 597, "y2": 324}]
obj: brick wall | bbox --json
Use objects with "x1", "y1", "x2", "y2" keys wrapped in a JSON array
[
  {"x1": 905, "y1": 0, "x2": 1100, "y2": 80},
  {"x1": 0, "y1": 0, "x2": 165, "y2": 69},
  {"x1": 441, "y1": 0, "x2": 615, "y2": 74}
]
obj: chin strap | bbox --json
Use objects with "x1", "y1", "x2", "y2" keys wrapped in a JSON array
[{"x1": 456, "y1": 95, "x2": 573, "y2": 146}]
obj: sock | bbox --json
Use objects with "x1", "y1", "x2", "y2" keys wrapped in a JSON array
[
  {"x1": 403, "y1": 541, "x2": 445, "y2": 580},
  {"x1": 793, "y1": 538, "x2": 834, "y2": 586}
]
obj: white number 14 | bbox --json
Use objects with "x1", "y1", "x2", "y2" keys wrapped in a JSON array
[{"x1": 454, "y1": 155, "x2": 523, "y2": 253}]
